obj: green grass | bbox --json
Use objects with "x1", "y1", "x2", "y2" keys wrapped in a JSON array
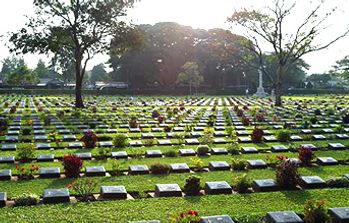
[{"x1": 0, "y1": 189, "x2": 349, "y2": 222}]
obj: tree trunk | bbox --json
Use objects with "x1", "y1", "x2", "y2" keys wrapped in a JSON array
[
  {"x1": 75, "y1": 55, "x2": 84, "y2": 108},
  {"x1": 189, "y1": 80, "x2": 192, "y2": 97},
  {"x1": 274, "y1": 65, "x2": 284, "y2": 107}
]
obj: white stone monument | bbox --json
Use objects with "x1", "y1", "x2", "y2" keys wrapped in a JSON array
[{"x1": 254, "y1": 68, "x2": 268, "y2": 97}]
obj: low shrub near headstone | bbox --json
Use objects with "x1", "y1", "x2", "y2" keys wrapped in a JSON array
[
  {"x1": 251, "y1": 128, "x2": 263, "y2": 143},
  {"x1": 150, "y1": 163, "x2": 170, "y2": 175},
  {"x1": 231, "y1": 158, "x2": 247, "y2": 171},
  {"x1": 191, "y1": 158, "x2": 204, "y2": 172},
  {"x1": 184, "y1": 175, "x2": 201, "y2": 196},
  {"x1": 113, "y1": 134, "x2": 129, "y2": 148},
  {"x1": 14, "y1": 193, "x2": 39, "y2": 207},
  {"x1": 276, "y1": 157, "x2": 301, "y2": 189},
  {"x1": 326, "y1": 177, "x2": 349, "y2": 188},
  {"x1": 17, "y1": 144, "x2": 36, "y2": 162},
  {"x1": 233, "y1": 174, "x2": 251, "y2": 193},
  {"x1": 276, "y1": 129, "x2": 291, "y2": 142},
  {"x1": 298, "y1": 146, "x2": 315, "y2": 166},
  {"x1": 80, "y1": 130, "x2": 98, "y2": 149},
  {"x1": 196, "y1": 145, "x2": 210, "y2": 156},
  {"x1": 62, "y1": 155, "x2": 83, "y2": 178},
  {"x1": 303, "y1": 199, "x2": 331, "y2": 223},
  {"x1": 16, "y1": 164, "x2": 39, "y2": 180},
  {"x1": 67, "y1": 179, "x2": 97, "y2": 202}
]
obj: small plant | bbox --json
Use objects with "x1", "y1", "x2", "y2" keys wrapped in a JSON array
[
  {"x1": 342, "y1": 113, "x2": 349, "y2": 124},
  {"x1": 276, "y1": 129, "x2": 291, "y2": 142},
  {"x1": 17, "y1": 144, "x2": 36, "y2": 162},
  {"x1": 110, "y1": 160, "x2": 123, "y2": 176},
  {"x1": 276, "y1": 158, "x2": 301, "y2": 189},
  {"x1": 48, "y1": 131, "x2": 60, "y2": 147},
  {"x1": 62, "y1": 154, "x2": 83, "y2": 178},
  {"x1": 334, "y1": 125, "x2": 345, "y2": 133},
  {"x1": 310, "y1": 117, "x2": 318, "y2": 124},
  {"x1": 14, "y1": 193, "x2": 39, "y2": 207},
  {"x1": 196, "y1": 145, "x2": 210, "y2": 156},
  {"x1": 113, "y1": 134, "x2": 129, "y2": 148},
  {"x1": 16, "y1": 164, "x2": 39, "y2": 180},
  {"x1": 199, "y1": 128, "x2": 214, "y2": 145},
  {"x1": 67, "y1": 178, "x2": 97, "y2": 202},
  {"x1": 169, "y1": 210, "x2": 200, "y2": 223},
  {"x1": 231, "y1": 158, "x2": 247, "y2": 171},
  {"x1": 150, "y1": 163, "x2": 170, "y2": 175},
  {"x1": 152, "y1": 110, "x2": 160, "y2": 118},
  {"x1": 184, "y1": 175, "x2": 201, "y2": 196},
  {"x1": 144, "y1": 138, "x2": 154, "y2": 146},
  {"x1": 22, "y1": 128, "x2": 31, "y2": 136},
  {"x1": 227, "y1": 143, "x2": 240, "y2": 155},
  {"x1": 241, "y1": 116, "x2": 250, "y2": 126},
  {"x1": 326, "y1": 177, "x2": 349, "y2": 188},
  {"x1": 80, "y1": 130, "x2": 98, "y2": 149},
  {"x1": 97, "y1": 148, "x2": 110, "y2": 159},
  {"x1": 129, "y1": 116, "x2": 138, "y2": 128},
  {"x1": 303, "y1": 200, "x2": 331, "y2": 223},
  {"x1": 191, "y1": 157, "x2": 204, "y2": 172},
  {"x1": 157, "y1": 115, "x2": 165, "y2": 123},
  {"x1": 164, "y1": 150, "x2": 178, "y2": 157},
  {"x1": 298, "y1": 146, "x2": 315, "y2": 166},
  {"x1": 251, "y1": 128, "x2": 263, "y2": 143},
  {"x1": 233, "y1": 174, "x2": 251, "y2": 193}
]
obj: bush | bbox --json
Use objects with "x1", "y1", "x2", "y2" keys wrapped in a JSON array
[
  {"x1": 326, "y1": 177, "x2": 349, "y2": 188},
  {"x1": 241, "y1": 116, "x2": 250, "y2": 126},
  {"x1": 22, "y1": 128, "x2": 31, "y2": 136},
  {"x1": 17, "y1": 144, "x2": 36, "y2": 162},
  {"x1": 334, "y1": 125, "x2": 345, "y2": 133},
  {"x1": 276, "y1": 158, "x2": 301, "y2": 189},
  {"x1": 152, "y1": 110, "x2": 160, "y2": 118},
  {"x1": 310, "y1": 117, "x2": 318, "y2": 124},
  {"x1": 326, "y1": 107, "x2": 335, "y2": 115},
  {"x1": 196, "y1": 145, "x2": 210, "y2": 156},
  {"x1": 343, "y1": 113, "x2": 349, "y2": 124},
  {"x1": 233, "y1": 174, "x2": 251, "y2": 193},
  {"x1": 164, "y1": 150, "x2": 178, "y2": 157},
  {"x1": 67, "y1": 179, "x2": 96, "y2": 202},
  {"x1": 14, "y1": 193, "x2": 39, "y2": 206},
  {"x1": 16, "y1": 164, "x2": 39, "y2": 180},
  {"x1": 80, "y1": 130, "x2": 98, "y2": 149},
  {"x1": 276, "y1": 129, "x2": 291, "y2": 142},
  {"x1": 62, "y1": 155, "x2": 83, "y2": 178},
  {"x1": 113, "y1": 134, "x2": 129, "y2": 148},
  {"x1": 303, "y1": 200, "x2": 331, "y2": 223},
  {"x1": 191, "y1": 158, "x2": 204, "y2": 172},
  {"x1": 298, "y1": 146, "x2": 315, "y2": 166},
  {"x1": 150, "y1": 163, "x2": 170, "y2": 175},
  {"x1": 227, "y1": 143, "x2": 240, "y2": 155},
  {"x1": 128, "y1": 116, "x2": 138, "y2": 128},
  {"x1": 231, "y1": 158, "x2": 247, "y2": 171},
  {"x1": 144, "y1": 138, "x2": 154, "y2": 146},
  {"x1": 314, "y1": 109, "x2": 321, "y2": 116},
  {"x1": 251, "y1": 128, "x2": 263, "y2": 143},
  {"x1": 110, "y1": 160, "x2": 123, "y2": 176},
  {"x1": 184, "y1": 175, "x2": 201, "y2": 196}
]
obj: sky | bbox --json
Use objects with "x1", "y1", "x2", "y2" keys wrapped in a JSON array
[{"x1": 0, "y1": 0, "x2": 349, "y2": 74}]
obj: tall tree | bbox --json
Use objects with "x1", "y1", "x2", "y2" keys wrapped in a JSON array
[
  {"x1": 176, "y1": 62, "x2": 204, "y2": 96},
  {"x1": 9, "y1": 0, "x2": 140, "y2": 108},
  {"x1": 228, "y1": 0, "x2": 349, "y2": 106},
  {"x1": 331, "y1": 55, "x2": 349, "y2": 82},
  {"x1": 34, "y1": 59, "x2": 50, "y2": 78},
  {"x1": 6, "y1": 65, "x2": 39, "y2": 85},
  {"x1": 0, "y1": 56, "x2": 25, "y2": 81},
  {"x1": 90, "y1": 63, "x2": 109, "y2": 85}
]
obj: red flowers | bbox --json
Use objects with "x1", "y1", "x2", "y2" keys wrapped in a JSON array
[
  {"x1": 276, "y1": 155, "x2": 288, "y2": 161},
  {"x1": 80, "y1": 130, "x2": 98, "y2": 148},
  {"x1": 62, "y1": 155, "x2": 83, "y2": 178},
  {"x1": 173, "y1": 210, "x2": 200, "y2": 222},
  {"x1": 187, "y1": 210, "x2": 198, "y2": 216}
]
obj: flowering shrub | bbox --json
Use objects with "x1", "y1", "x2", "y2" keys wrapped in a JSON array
[
  {"x1": 184, "y1": 175, "x2": 201, "y2": 196},
  {"x1": 251, "y1": 128, "x2": 263, "y2": 143},
  {"x1": 237, "y1": 109, "x2": 244, "y2": 117},
  {"x1": 303, "y1": 200, "x2": 331, "y2": 223},
  {"x1": 67, "y1": 179, "x2": 97, "y2": 202},
  {"x1": 169, "y1": 210, "x2": 200, "y2": 223},
  {"x1": 152, "y1": 110, "x2": 160, "y2": 118},
  {"x1": 16, "y1": 164, "x2": 39, "y2": 180},
  {"x1": 255, "y1": 112, "x2": 265, "y2": 122},
  {"x1": 80, "y1": 131, "x2": 98, "y2": 149},
  {"x1": 62, "y1": 155, "x2": 83, "y2": 178},
  {"x1": 191, "y1": 158, "x2": 204, "y2": 172},
  {"x1": 298, "y1": 146, "x2": 315, "y2": 166},
  {"x1": 243, "y1": 105, "x2": 249, "y2": 110},
  {"x1": 231, "y1": 158, "x2": 247, "y2": 171},
  {"x1": 233, "y1": 174, "x2": 251, "y2": 193},
  {"x1": 276, "y1": 158, "x2": 300, "y2": 189},
  {"x1": 157, "y1": 115, "x2": 165, "y2": 123},
  {"x1": 49, "y1": 131, "x2": 60, "y2": 147}
]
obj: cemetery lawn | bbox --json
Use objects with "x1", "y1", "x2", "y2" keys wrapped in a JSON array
[{"x1": 0, "y1": 188, "x2": 348, "y2": 222}]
